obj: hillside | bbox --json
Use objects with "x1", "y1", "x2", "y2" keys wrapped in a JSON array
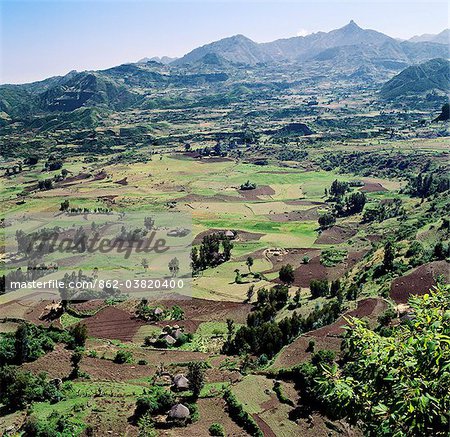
[
  {"x1": 380, "y1": 58, "x2": 450, "y2": 99},
  {"x1": 409, "y1": 29, "x2": 450, "y2": 44},
  {"x1": 172, "y1": 34, "x2": 274, "y2": 66}
]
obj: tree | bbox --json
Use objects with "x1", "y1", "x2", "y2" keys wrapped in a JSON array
[
  {"x1": 114, "y1": 350, "x2": 133, "y2": 364},
  {"x1": 345, "y1": 192, "x2": 366, "y2": 215},
  {"x1": 383, "y1": 240, "x2": 395, "y2": 272},
  {"x1": 257, "y1": 288, "x2": 268, "y2": 306},
  {"x1": 60, "y1": 199, "x2": 70, "y2": 212},
  {"x1": 434, "y1": 241, "x2": 446, "y2": 260},
  {"x1": 14, "y1": 324, "x2": 29, "y2": 364},
  {"x1": 168, "y1": 257, "x2": 180, "y2": 277},
  {"x1": 294, "y1": 288, "x2": 302, "y2": 307},
  {"x1": 144, "y1": 217, "x2": 155, "y2": 231},
  {"x1": 187, "y1": 361, "x2": 205, "y2": 399},
  {"x1": 279, "y1": 264, "x2": 295, "y2": 286},
  {"x1": 141, "y1": 258, "x2": 149, "y2": 270},
  {"x1": 69, "y1": 324, "x2": 88, "y2": 348},
  {"x1": 69, "y1": 349, "x2": 83, "y2": 379},
  {"x1": 329, "y1": 179, "x2": 349, "y2": 199},
  {"x1": 310, "y1": 279, "x2": 329, "y2": 298},
  {"x1": 330, "y1": 279, "x2": 341, "y2": 297},
  {"x1": 209, "y1": 423, "x2": 225, "y2": 436},
  {"x1": 318, "y1": 213, "x2": 336, "y2": 230},
  {"x1": 246, "y1": 285, "x2": 255, "y2": 302},
  {"x1": 234, "y1": 268, "x2": 242, "y2": 284},
  {"x1": 246, "y1": 256, "x2": 254, "y2": 273}
]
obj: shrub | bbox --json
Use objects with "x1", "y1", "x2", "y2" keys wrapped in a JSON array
[
  {"x1": 315, "y1": 284, "x2": 450, "y2": 435},
  {"x1": 273, "y1": 380, "x2": 294, "y2": 407},
  {"x1": 311, "y1": 349, "x2": 335, "y2": 366},
  {"x1": 0, "y1": 366, "x2": 63, "y2": 411},
  {"x1": 209, "y1": 423, "x2": 225, "y2": 436},
  {"x1": 113, "y1": 350, "x2": 133, "y2": 364},
  {"x1": 223, "y1": 389, "x2": 263, "y2": 437},
  {"x1": 187, "y1": 361, "x2": 205, "y2": 399},
  {"x1": 134, "y1": 386, "x2": 175, "y2": 420},
  {"x1": 318, "y1": 213, "x2": 336, "y2": 230},
  {"x1": 306, "y1": 339, "x2": 315, "y2": 353},
  {"x1": 68, "y1": 324, "x2": 88, "y2": 349},
  {"x1": 310, "y1": 279, "x2": 329, "y2": 298}
]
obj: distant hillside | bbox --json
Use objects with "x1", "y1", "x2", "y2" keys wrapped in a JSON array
[
  {"x1": 38, "y1": 72, "x2": 142, "y2": 112},
  {"x1": 172, "y1": 34, "x2": 274, "y2": 66},
  {"x1": 174, "y1": 21, "x2": 449, "y2": 67},
  {"x1": 380, "y1": 58, "x2": 450, "y2": 99},
  {"x1": 409, "y1": 29, "x2": 450, "y2": 44},
  {"x1": 138, "y1": 56, "x2": 178, "y2": 64}
]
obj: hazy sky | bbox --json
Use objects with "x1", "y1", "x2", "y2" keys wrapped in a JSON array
[{"x1": 1, "y1": 0, "x2": 448, "y2": 84}]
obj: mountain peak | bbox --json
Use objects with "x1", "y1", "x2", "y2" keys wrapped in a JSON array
[{"x1": 343, "y1": 20, "x2": 361, "y2": 31}]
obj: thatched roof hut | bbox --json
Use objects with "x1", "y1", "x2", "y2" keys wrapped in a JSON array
[
  {"x1": 168, "y1": 403, "x2": 190, "y2": 420},
  {"x1": 173, "y1": 374, "x2": 189, "y2": 390},
  {"x1": 162, "y1": 334, "x2": 176, "y2": 345}
]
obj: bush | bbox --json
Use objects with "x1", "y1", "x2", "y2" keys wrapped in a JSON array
[
  {"x1": 0, "y1": 366, "x2": 63, "y2": 411},
  {"x1": 306, "y1": 339, "x2": 315, "y2": 352},
  {"x1": 223, "y1": 388, "x2": 263, "y2": 437},
  {"x1": 113, "y1": 350, "x2": 133, "y2": 364},
  {"x1": 68, "y1": 324, "x2": 88, "y2": 349},
  {"x1": 310, "y1": 279, "x2": 329, "y2": 298},
  {"x1": 318, "y1": 213, "x2": 336, "y2": 230},
  {"x1": 138, "y1": 359, "x2": 148, "y2": 365},
  {"x1": 134, "y1": 386, "x2": 175, "y2": 420},
  {"x1": 22, "y1": 411, "x2": 82, "y2": 436},
  {"x1": 273, "y1": 380, "x2": 294, "y2": 406},
  {"x1": 315, "y1": 284, "x2": 450, "y2": 435},
  {"x1": 209, "y1": 423, "x2": 225, "y2": 436},
  {"x1": 311, "y1": 349, "x2": 335, "y2": 366}
]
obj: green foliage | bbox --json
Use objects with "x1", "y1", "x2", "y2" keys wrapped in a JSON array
[
  {"x1": 68, "y1": 324, "x2": 88, "y2": 349},
  {"x1": 209, "y1": 422, "x2": 225, "y2": 436},
  {"x1": 0, "y1": 366, "x2": 63, "y2": 411},
  {"x1": 310, "y1": 279, "x2": 329, "y2": 298},
  {"x1": 314, "y1": 284, "x2": 450, "y2": 436},
  {"x1": 113, "y1": 350, "x2": 133, "y2": 364},
  {"x1": 240, "y1": 180, "x2": 256, "y2": 190},
  {"x1": 223, "y1": 388, "x2": 263, "y2": 437},
  {"x1": 191, "y1": 232, "x2": 234, "y2": 273},
  {"x1": 137, "y1": 414, "x2": 157, "y2": 437},
  {"x1": 14, "y1": 324, "x2": 29, "y2": 364},
  {"x1": 22, "y1": 411, "x2": 84, "y2": 437},
  {"x1": 134, "y1": 386, "x2": 175, "y2": 420},
  {"x1": 383, "y1": 240, "x2": 396, "y2": 272},
  {"x1": 171, "y1": 305, "x2": 185, "y2": 320},
  {"x1": 69, "y1": 349, "x2": 83, "y2": 379},
  {"x1": 320, "y1": 248, "x2": 347, "y2": 267},
  {"x1": 318, "y1": 213, "x2": 336, "y2": 230},
  {"x1": 329, "y1": 179, "x2": 349, "y2": 199},
  {"x1": 187, "y1": 361, "x2": 205, "y2": 399},
  {"x1": 273, "y1": 380, "x2": 294, "y2": 406},
  {"x1": 278, "y1": 264, "x2": 295, "y2": 286},
  {"x1": 0, "y1": 324, "x2": 70, "y2": 366}
]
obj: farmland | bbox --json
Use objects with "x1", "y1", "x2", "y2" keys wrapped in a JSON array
[{"x1": 1, "y1": 18, "x2": 450, "y2": 437}]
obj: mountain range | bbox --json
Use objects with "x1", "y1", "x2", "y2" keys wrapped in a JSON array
[
  {"x1": 173, "y1": 21, "x2": 449, "y2": 66},
  {"x1": 1, "y1": 21, "x2": 448, "y2": 120}
]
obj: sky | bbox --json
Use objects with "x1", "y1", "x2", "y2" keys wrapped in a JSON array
[{"x1": 1, "y1": 0, "x2": 448, "y2": 84}]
